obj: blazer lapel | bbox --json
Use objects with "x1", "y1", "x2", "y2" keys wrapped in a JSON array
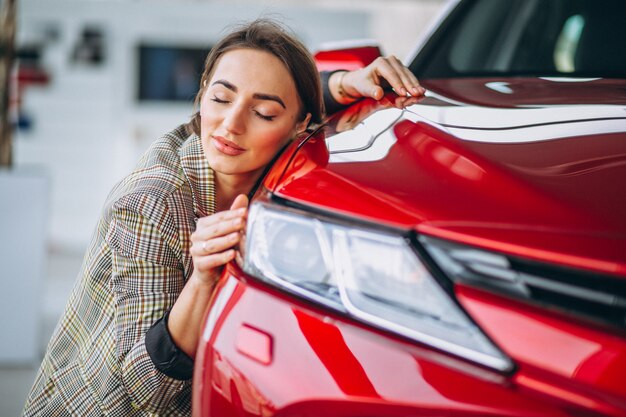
[
  {"x1": 179, "y1": 131, "x2": 215, "y2": 220},
  {"x1": 178, "y1": 129, "x2": 215, "y2": 277}
]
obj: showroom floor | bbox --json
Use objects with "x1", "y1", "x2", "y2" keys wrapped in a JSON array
[{"x1": 0, "y1": 249, "x2": 81, "y2": 416}]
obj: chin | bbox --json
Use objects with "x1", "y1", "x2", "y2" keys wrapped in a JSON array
[{"x1": 208, "y1": 158, "x2": 240, "y2": 176}]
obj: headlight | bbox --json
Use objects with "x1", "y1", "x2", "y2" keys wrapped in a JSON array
[{"x1": 243, "y1": 200, "x2": 513, "y2": 372}]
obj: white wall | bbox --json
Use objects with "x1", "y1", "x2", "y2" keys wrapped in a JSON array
[{"x1": 14, "y1": 0, "x2": 447, "y2": 251}]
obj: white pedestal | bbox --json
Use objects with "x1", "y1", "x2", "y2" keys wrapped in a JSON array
[{"x1": 0, "y1": 167, "x2": 49, "y2": 363}]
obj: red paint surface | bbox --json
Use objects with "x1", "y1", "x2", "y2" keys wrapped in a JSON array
[
  {"x1": 235, "y1": 324, "x2": 273, "y2": 366},
  {"x1": 314, "y1": 46, "x2": 382, "y2": 72},
  {"x1": 420, "y1": 78, "x2": 626, "y2": 107},
  {"x1": 271, "y1": 81, "x2": 626, "y2": 275},
  {"x1": 456, "y1": 284, "x2": 626, "y2": 415},
  {"x1": 193, "y1": 264, "x2": 626, "y2": 416}
]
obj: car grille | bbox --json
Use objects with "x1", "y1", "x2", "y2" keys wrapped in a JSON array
[{"x1": 419, "y1": 235, "x2": 626, "y2": 332}]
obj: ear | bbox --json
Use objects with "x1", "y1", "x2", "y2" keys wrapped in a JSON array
[{"x1": 295, "y1": 112, "x2": 312, "y2": 134}]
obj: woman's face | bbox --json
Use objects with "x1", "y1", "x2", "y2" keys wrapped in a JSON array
[{"x1": 200, "y1": 48, "x2": 310, "y2": 182}]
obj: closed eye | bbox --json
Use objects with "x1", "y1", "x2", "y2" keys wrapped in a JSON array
[
  {"x1": 255, "y1": 111, "x2": 276, "y2": 121},
  {"x1": 211, "y1": 95, "x2": 275, "y2": 121},
  {"x1": 211, "y1": 96, "x2": 229, "y2": 104}
]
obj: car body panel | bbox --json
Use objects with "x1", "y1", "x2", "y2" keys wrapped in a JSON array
[
  {"x1": 457, "y1": 284, "x2": 626, "y2": 414},
  {"x1": 269, "y1": 79, "x2": 626, "y2": 275},
  {"x1": 314, "y1": 44, "x2": 382, "y2": 72},
  {"x1": 194, "y1": 263, "x2": 626, "y2": 417},
  {"x1": 420, "y1": 77, "x2": 626, "y2": 107},
  {"x1": 196, "y1": 85, "x2": 626, "y2": 417}
]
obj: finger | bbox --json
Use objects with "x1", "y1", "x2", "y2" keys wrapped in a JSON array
[
  {"x1": 375, "y1": 56, "x2": 425, "y2": 98},
  {"x1": 404, "y1": 96, "x2": 420, "y2": 106},
  {"x1": 403, "y1": 70, "x2": 426, "y2": 97},
  {"x1": 193, "y1": 249, "x2": 236, "y2": 272},
  {"x1": 191, "y1": 231, "x2": 241, "y2": 256},
  {"x1": 193, "y1": 216, "x2": 246, "y2": 241},
  {"x1": 234, "y1": 250, "x2": 244, "y2": 268},
  {"x1": 394, "y1": 95, "x2": 409, "y2": 108},
  {"x1": 197, "y1": 206, "x2": 247, "y2": 228},
  {"x1": 195, "y1": 193, "x2": 249, "y2": 229},
  {"x1": 371, "y1": 57, "x2": 405, "y2": 96},
  {"x1": 371, "y1": 85, "x2": 385, "y2": 100},
  {"x1": 403, "y1": 74, "x2": 425, "y2": 97},
  {"x1": 386, "y1": 56, "x2": 424, "y2": 97},
  {"x1": 393, "y1": 95, "x2": 420, "y2": 109},
  {"x1": 386, "y1": 56, "x2": 416, "y2": 96},
  {"x1": 230, "y1": 194, "x2": 249, "y2": 211}
]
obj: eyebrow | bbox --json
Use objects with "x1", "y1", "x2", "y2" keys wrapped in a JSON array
[{"x1": 212, "y1": 79, "x2": 286, "y2": 109}]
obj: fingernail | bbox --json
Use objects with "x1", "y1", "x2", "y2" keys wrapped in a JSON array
[
  {"x1": 412, "y1": 87, "x2": 420, "y2": 95},
  {"x1": 237, "y1": 207, "x2": 246, "y2": 214},
  {"x1": 233, "y1": 218, "x2": 242, "y2": 226},
  {"x1": 400, "y1": 87, "x2": 407, "y2": 96}
]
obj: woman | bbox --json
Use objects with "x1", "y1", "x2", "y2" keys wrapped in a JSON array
[{"x1": 24, "y1": 19, "x2": 422, "y2": 416}]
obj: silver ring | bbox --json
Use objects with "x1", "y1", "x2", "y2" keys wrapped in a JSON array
[{"x1": 202, "y1": 241, "x2": 207, "y2": 252}]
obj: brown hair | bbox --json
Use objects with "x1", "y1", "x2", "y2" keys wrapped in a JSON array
[{"x1": 187, "y1": 19, "x2": 323, "y2": 136}]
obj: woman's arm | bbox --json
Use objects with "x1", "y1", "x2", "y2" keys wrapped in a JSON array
[
  {"x1": 167, "y1": 194, "x2": 248, "y2": 358},
  {"x1": 322, "y1": 55, "x2": 426, "y2": 114}
]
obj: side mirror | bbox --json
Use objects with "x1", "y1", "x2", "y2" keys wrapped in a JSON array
[{"x1": 314, "y1": 42, "x2": 382, "y2": 71}]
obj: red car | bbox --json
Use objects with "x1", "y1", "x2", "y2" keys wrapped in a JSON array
[{"x1": 193, "y1": 1, "x2": 626, "y2": 416}]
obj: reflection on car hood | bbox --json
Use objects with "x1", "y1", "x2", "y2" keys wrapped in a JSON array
[{"x1": 273, "y1": 77, "x2": 626, "y2": 275}]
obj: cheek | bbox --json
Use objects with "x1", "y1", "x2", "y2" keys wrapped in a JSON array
[
  {"x1": 255, "y1": 123, "x2": 296, "y2": 152},
  {"x1": 199, "y1": 92, "x2": 222, "y2": 120},
  {"x1": 199, "y1": 104, "x2": 223, "y2": 136},
  {"x1": 199, "y1": 99, "x2": 216, "y2": 121}
]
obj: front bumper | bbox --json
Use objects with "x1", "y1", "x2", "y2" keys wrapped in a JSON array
[{"x1": 192, "y1": 262, "x2": 626, "y2": 417}]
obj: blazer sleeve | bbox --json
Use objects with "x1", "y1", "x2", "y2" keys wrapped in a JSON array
[
  {"x1": 321, "y1": 70, "x2": 352, "y2": 115},
  {"x1": 106, "y1": 191, "x2": 189, "y2": 414}
]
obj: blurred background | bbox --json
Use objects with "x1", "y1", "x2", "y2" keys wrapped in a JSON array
[{"x1": 0, "y1": 0, "x2": 446, "y2": 414}]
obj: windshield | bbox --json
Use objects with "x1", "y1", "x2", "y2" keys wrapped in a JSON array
[{"x1": 413, "y1": 0, "x2": 626, "y2": 79}]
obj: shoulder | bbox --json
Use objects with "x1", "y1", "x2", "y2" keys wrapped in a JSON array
[
  {"x1": 100, "y1": 124, "x2": 201, "y2": 235},
  {"x1": 101, "y1": 126, "x2": 191, "y2": 262},
  {"x1": 140, "y1": 124, "x2": 192, "y2": 173},
  {"x1": 100, "y1": 124, "x2": 206, "y2": 259},
  {"x1": 109, "y1": 124, "x2": 195, "y2": 205}
]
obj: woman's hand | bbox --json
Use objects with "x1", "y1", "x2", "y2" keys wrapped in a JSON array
[
  {"x1": 190, "y1": 194, "x2": 249, "y2": 285},
  {"x1": 330, "y1": 55, "x2": 426, "y2": 105}
]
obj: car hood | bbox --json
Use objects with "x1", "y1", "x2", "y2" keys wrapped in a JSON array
[{"x1": 270, "y1": 77, "x2": 626, "y2": 275}]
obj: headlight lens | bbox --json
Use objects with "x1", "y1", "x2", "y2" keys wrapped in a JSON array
[{"x1": 243, "y1": 201, "x2": 512, "y2": 372}]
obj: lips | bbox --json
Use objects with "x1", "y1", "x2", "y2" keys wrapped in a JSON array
[{"x1": 212, "y1": 135, "x2": 246, "y2": 156}]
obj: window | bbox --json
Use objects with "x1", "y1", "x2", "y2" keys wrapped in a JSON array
[
  {"x1": 416, "y1": 0, "x2": 626, "y2": 78},
  {"x1": 137, "y1": 44, "x2": 211, "y2": 103}
]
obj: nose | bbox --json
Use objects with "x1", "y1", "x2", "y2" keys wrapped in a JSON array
[{"x1": 223, "y1": 103, "x2": 246, "y2": 136}]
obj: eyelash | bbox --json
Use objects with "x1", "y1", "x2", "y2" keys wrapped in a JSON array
[{"x1": 211, "y1": 96, "x2": 276, "y2": 121}]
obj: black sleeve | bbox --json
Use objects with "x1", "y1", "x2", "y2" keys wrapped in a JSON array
[
  {"x1": 145, "y1": 310, "x2": 194, "y2": 381},
  {"x1": 321, "y1": 70, "x2": 351, "y2": 115}
]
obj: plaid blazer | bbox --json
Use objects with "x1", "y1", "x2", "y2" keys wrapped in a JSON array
[{"x1": 23, "y1": 125, "x2": 215, "y2": 416}]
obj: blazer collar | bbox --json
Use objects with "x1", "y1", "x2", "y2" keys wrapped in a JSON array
[{"x1": 178, "y1": 128, "x2": 215, "y2": 220}]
